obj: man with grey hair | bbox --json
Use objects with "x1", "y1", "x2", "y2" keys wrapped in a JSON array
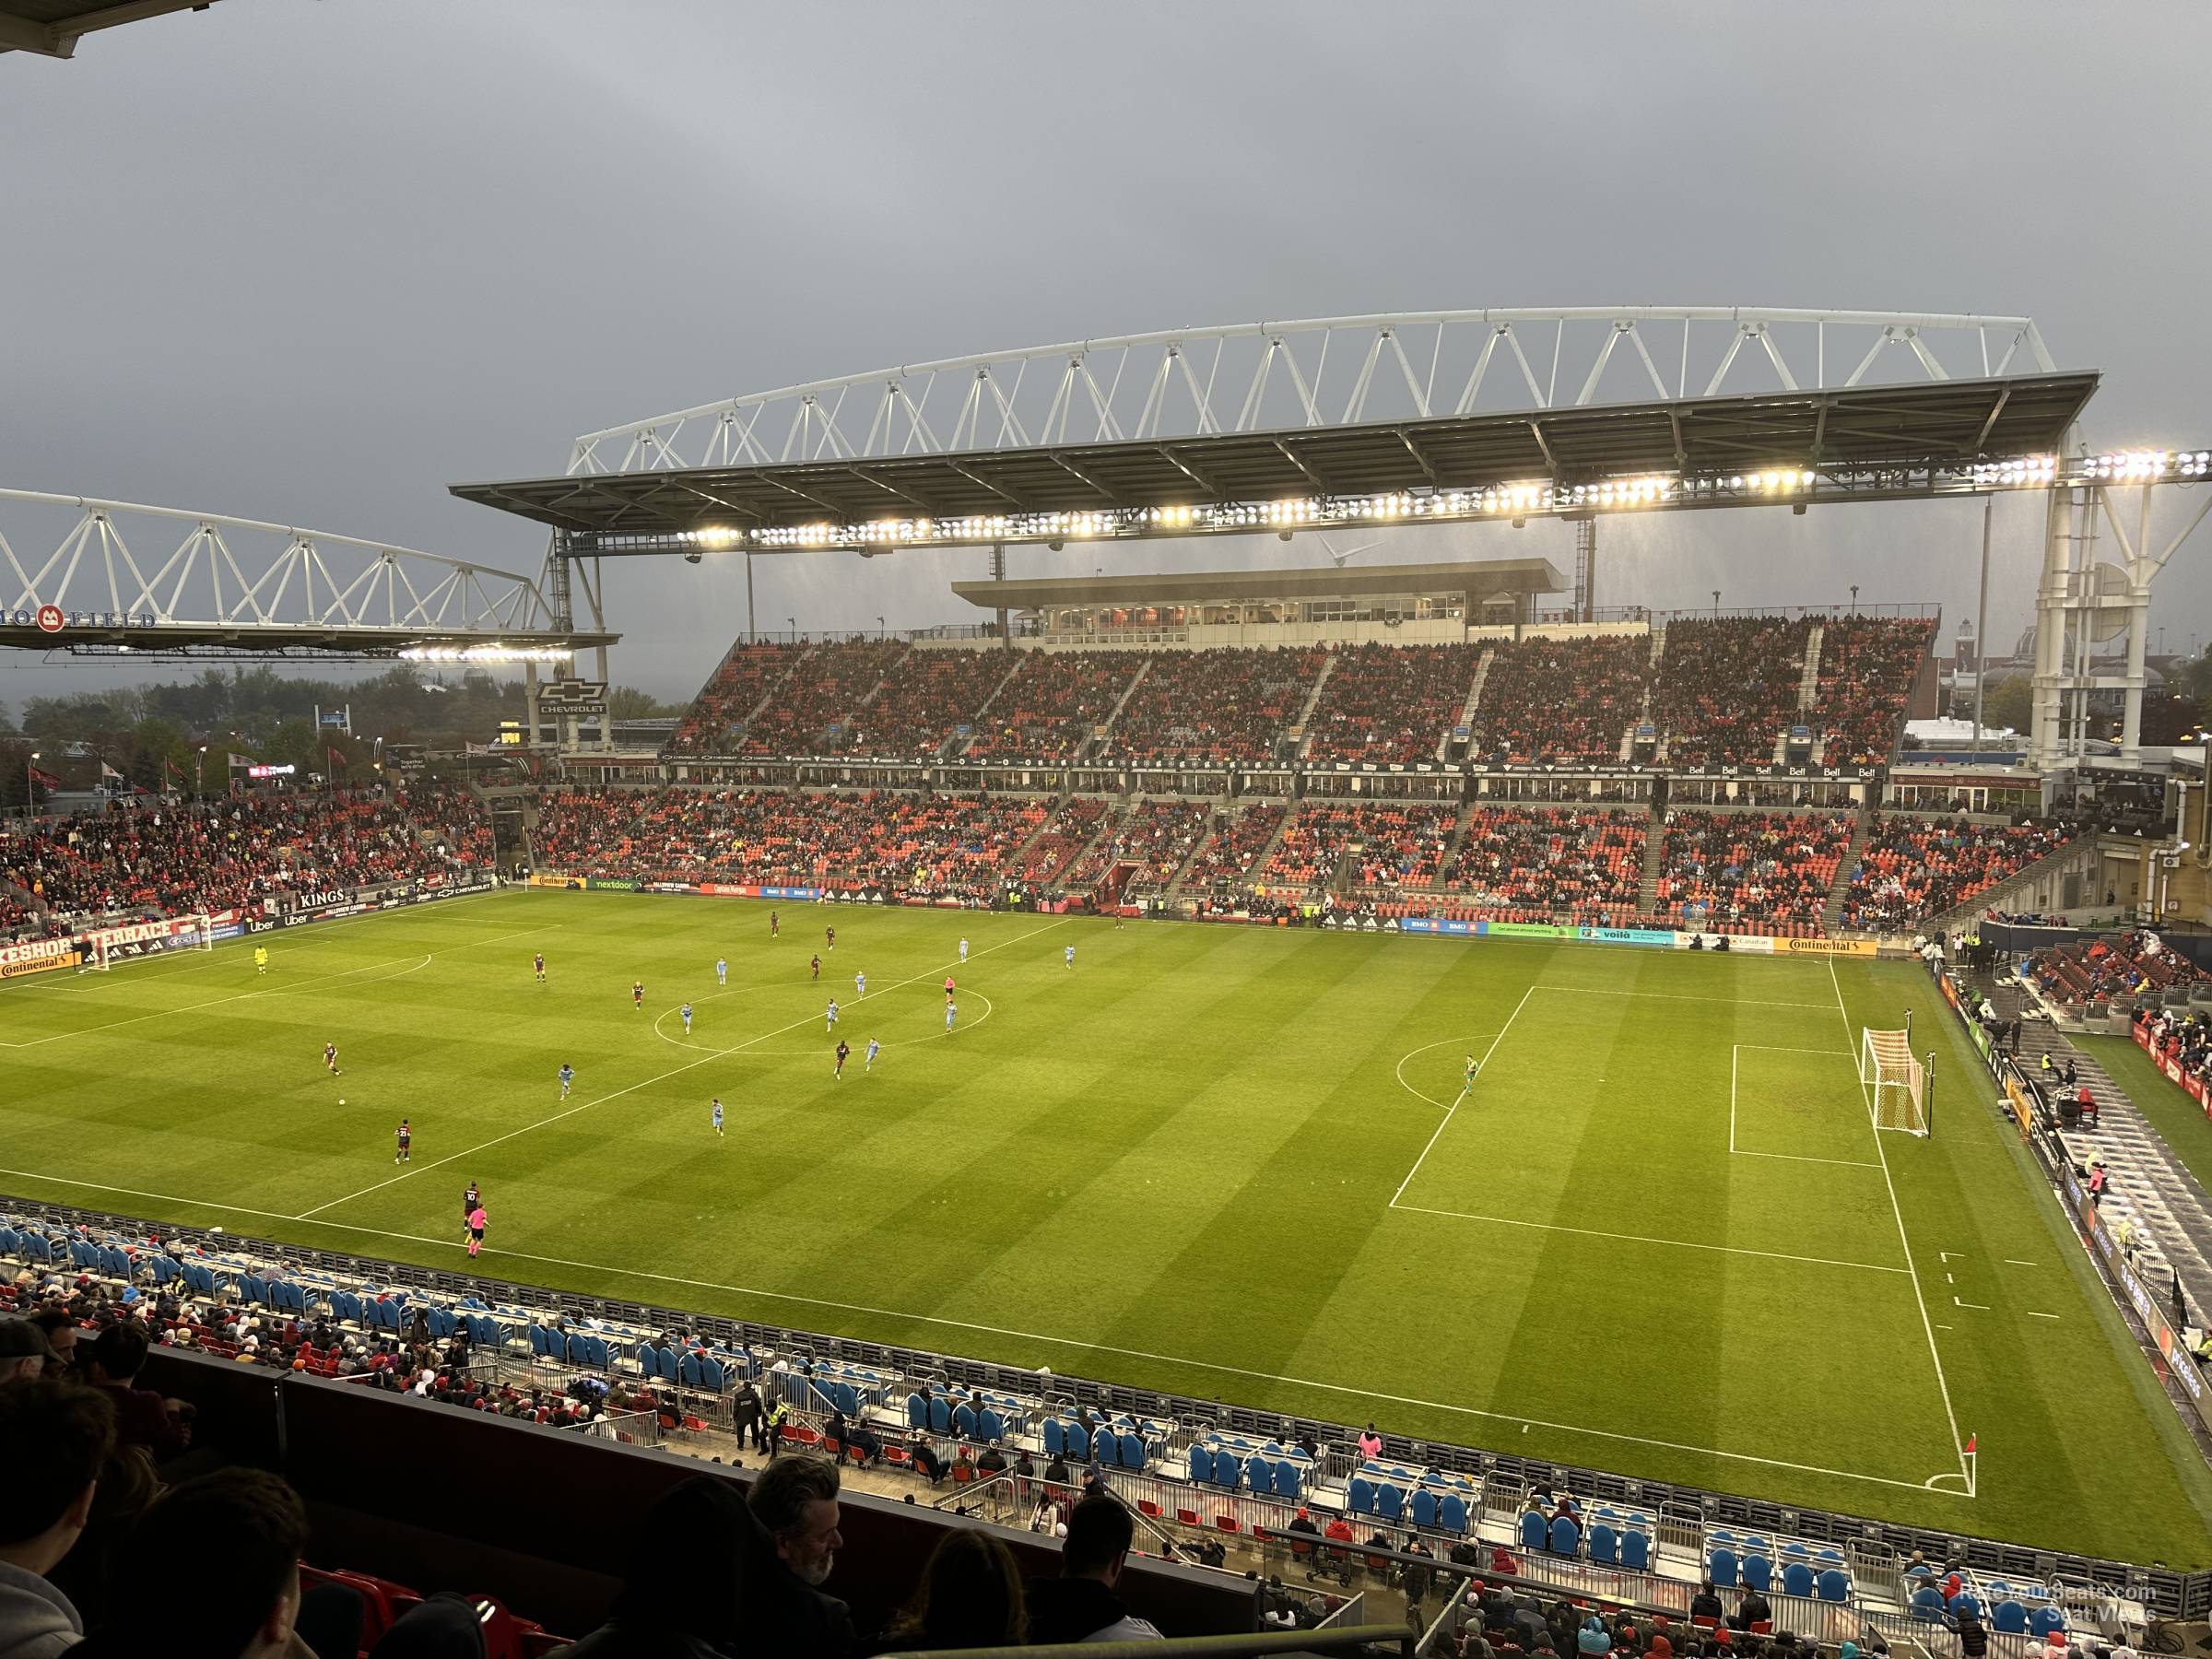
[
  {"x1": 0, "y1": 1321, "x2": 60, "y2": 1387},
  {"x1": 747, "y1": 1457, "x2": 856, "y2": 1657}
]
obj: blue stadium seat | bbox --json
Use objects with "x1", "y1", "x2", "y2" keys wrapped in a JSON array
[
  {"x1": 1742, "y1": 1555, "x2": 1772, "y2": 1594},
  {"x1": 1118, "y1": 1432, "x2": 1143, "y2": 1470},
  {"x1": 0, "y1": 1227, "x2": 18, "y2": 1256},
  {"x1": 1708, "y1": 1547, "x2": 1738, "y2": 1586},
  {"x1": 1782, "y1": 1563, "x2": 1813, "y2": 1598},
  {"x1": 1273, "y1": 1460, "x2": 1300, "y2": 1501},
  {"x1": 1817, "y1": 1570, "x2": 1849, "y2": 1604},
  {"x1": 698, "y1": 1356, "x2": 725, "y2": 1391},
  {"x1": 929, "y1": 1395, "x2": 952, "y2": 1436},
  {"x1": 677, "y1": 1349, "x2": 703, "y2": 1388},
  {"x1": 1621, "y1": 1530, "x2": 1651, "y2": 1571},
  {"x1": 1519, "y1": 1511, "x2": 1547, "y2": 1552},
  {"x1": 1093, "y1": 1434, "x2": 1119, "y2": 1470},
  {"x1": 953, "y1": 1403, "x2": 977, "y2": 1439},
  {"x1": 1992, "y1": 1602, "x2": 2028, "y2": 1635},
  {"x1": 1213, "y1": 1454, "x2": 1238, "y2": 1492},
  {"x1": 1949, "y1": 1594, "x2": 1981, "y2": 1622},
  {"x1": 1588, "y1": 1523, "x2": 1618, "y2": 1564},
  {"x1": 980, "y1": 1409, "x2": 1005, "y2": 1443},
  {"x1": 1376, "y1": 1484, "x2": 1405, "y2": 1523},
  {"x1": 527, "y1": 1324, "x2": 550, "y2": 1359},
  {"x1": 1063, "y1": 1421, "x2": 1088, "y2": 1460},
  {"x1": 1549, "y1": 1516, "x2": 1580, "y2": 1558},
  {"x1": 1439, "y1": 1495, "x2": 1469, "y2": 1535},
  {"x1": 584, "y1": 1335, "x2": 610, "y2": 1371},
  {"x1": 1411, "y1": 1490, "x2": 1440, "y2": 1531},
  {"x1": 102, "y1": 1247, "x2": 133, "y2": 1282},
  {"x1": 2030, "y1": 1607, "x2": 2068, "y2": 1639},
  {"x1": 1911, "y1": 1588, "x2": 1947, "y2": 1625},
  {"x1": 1350, "y1": 1477, "x2": 1376, "y2": 1516},
  {"x1": 1243, "y1": 1455, "x2": 1271, "y2": 1495},
  {"x1": 21, "y1": 1234, "x2": 52, "y2": 1264},
  {"x1": 1187, "y1": 1444, "x2": 1211, "y2": 1484}
]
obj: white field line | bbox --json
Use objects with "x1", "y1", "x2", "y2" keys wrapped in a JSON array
[
  {"x1": 1393, "y1": 1035, "x2": 1501, "y2": 1112},
  {"x1": 0, "y1": 1160, "x2": 1945, "y2": 1498},
  {"x1": 1390, "y1": 1201, "x2": 1912, "y2": 1276},
  {"x1": 1387, "y1": 985, "x2": 1534, "y2": 1206},
  {"x1": 294, "y1": 917, "x2": 1075, "y2": 1219},
  {"x1": 1544, "y1": 986, "x2": 1840, "y2": 1009},
  {"x1": 1832, "y1": 956, "x2": 1970, "y2": 1484},
  {"x1": 1729, "y1": 1045, "x2": 1881, "y2": 1169},
  {"x1": 0, "y1": 921, "x2": 557, "y2": 1051}
]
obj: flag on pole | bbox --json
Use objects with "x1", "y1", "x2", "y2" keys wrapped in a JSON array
[
  {"x1": 227, "y1": 752, "x2": 253, "y2": 767},
  {"x1": 29, "y1": 766, "x2": 60, "y2": 788},
  {"x1": 99, "y1": 760, "x2": 124, "y2": 783},
  {"x1": 326, "y1": 746, "x2": 347, "y2": 770},
  {"x1": 1963, "y1": 1432, "x2": 1976, "y2": 1455}
]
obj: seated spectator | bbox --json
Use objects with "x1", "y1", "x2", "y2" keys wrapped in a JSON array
[
  {"x1": 0, "y1": 1378, "x2": 113, "y2": 1659},
  {"x1": 1025, "y1": 1495, "x2": 1163, "y2": 1644},
  {"x1": 877, "y1": 1528, "x2": 1028, "y2": 1652},
  {"x1": 72, "y1": 1467, "x2": 310, "y2": 1659},
  {"x1": 0, "y1": 1321, "x2": 59, "y2": 1388},
  {"x1": 1690, "y1": 1583, "x2": 1724, "y2": 1621},
  {"x1": 80, "y1": 1323, "x2": 190, "y2": 1462},
  {"x1": 746, "y1": 1456, "x2": 856, "y2": 1657},
  {"x1": 559, "y1": 1474, "x2": 762, "y2": 1659}
]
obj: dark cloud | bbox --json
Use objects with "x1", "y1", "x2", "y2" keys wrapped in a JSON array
[{"x1": 3, "y1": 0, "x2": 2208, "y2": 702}]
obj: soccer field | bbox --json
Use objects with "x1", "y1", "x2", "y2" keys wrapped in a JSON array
[{"x1": 3, "y1": 888, "x2": 2208, "y2": 1564}]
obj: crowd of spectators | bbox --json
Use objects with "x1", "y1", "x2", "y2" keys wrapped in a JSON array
[
  {"x1": 834, "y1": 647, "x2": 1013, "y2": 761},
  {"x1": 0, "y1": 790, "x2": 492, "y2": 939},
  {"x1": 1657, "y1": 618, "x2": 1813, "y2": 767},
  {"x1": 1100, "y1": 647, "x2": 1325, "y2": 767},
  {"x1": 1303, "y1": 643, "x2": 1484, "y2": 766},
  {"x1": 1841, "y1": 816, "x2": 2073, "y2": 933},
  {"x1": 1063, "y1": 798, "x2": 1209, "y2": 889},
  {"x1": 1475, "y1": 636, "x2": 1654, "y2": 765},
  {"x1": 1008, "y1": 796, "x2": 1109, "y2": 884},
  {"x1": 523, "y1": 787, "x2": 655, "y2": 878},
  {"x1": 1651, "y1": 811, "x2": 1852, "y2": 933},
  {"x1": 665, "y1": 641, "x2": 799, "y2": 757},
  {"x1": 1259, "y1": 803, "x2": 1457, "y2": 893},
  {"x1": 1813, "y1": 617, "x2": 1935, "y2": 765},
  {"x1": 1181, "y1": 802, "x2": 1288, "y2": 888},
  {"x1": 1438, "y1": 806, "x2": 1644, "y2": 916},
  {"x1": 738, "y1": 641, "x2": 907, "y2": 758},
  {"x1": 963, "y1": 651, "x2": 1141, "y2": 763},
  {"x1": 2039, "y1": 932, "x2": 2209, "y2": 1012},
  {"x1": 2132, "y1": 999, "x2": 2212, "y2": 1088}
]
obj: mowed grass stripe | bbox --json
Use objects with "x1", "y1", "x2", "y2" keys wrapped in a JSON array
[{"x1": 5, "y1": 892, "x2": 2212, "y2": 1562}]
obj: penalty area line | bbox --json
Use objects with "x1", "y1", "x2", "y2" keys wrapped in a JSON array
[
  {"x1": 0, "y1": 1160, "x2": 1951, "y2": 1500},
  {"x1": 1387, "y1": 985, "x2": 1533, "y2": 1206}
]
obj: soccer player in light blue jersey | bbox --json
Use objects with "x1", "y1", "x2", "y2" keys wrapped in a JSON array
[
  {"x1": 681, "y1": 1002, "x2": 694, "y2": 1035},
  {"x1": 854, "y1": 969, "x2": 866, "y2": 1001},
  {"x1": 711, "y1": 1097, "x2": 724, "y2": 1137},
  {"x1": 559, "y1": 1063, "x2": 574, "y2": 1099},
  {"x1": 1065, "y1": 944, "x2": 1075, "y2": 971},
  {"x1": 826, "y1": 997, "x2": 840, "y2": 1032},
  {"x1": 715, "y1": 956, "x2": 727, "y2": 986},
  {"x1": 945, "y1": 1000, "x2": 957, "y2": 1032},
  {"x1": 865, "y1": 1036, "x2": 881, "y2": 1073}
]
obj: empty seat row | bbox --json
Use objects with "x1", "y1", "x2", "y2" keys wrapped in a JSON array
[
  {"x1": 1193, "y1": 1444, "x2": 1298, "y2": 1499},
  {"x1": 1707, "y1": 1547, "x2": 1850, "y2": 1603},
  {"x1": 1519, "y1": 1512, "x2": 1653, "y2": 1571}
]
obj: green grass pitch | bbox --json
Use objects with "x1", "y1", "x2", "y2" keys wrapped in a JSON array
[{"x1": 3, "y1": 888, "x2": 2209, "y2": 1565}]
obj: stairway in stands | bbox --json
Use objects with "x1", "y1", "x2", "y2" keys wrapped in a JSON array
[
  {"x1": 1964, "y1": 960, "x2": 2212, "y2": 1330},
  {"x1": 1819, "y1": 811, "x2": 1872, "y2": 933},
  {"x1": 1636, "y1": 811, "x2": 1666, "y2": 915},
  {"x1": 1446, "y1": 649, "x2": 1493, "y2": 763},
  {"x1": 1085, "y1": 656, "x2": 1152, "y2": 760},
  {"x1": 1289, "y1": 652, "x2": 1337, "y2": 759},
  {"x1": 1648, "y1": 629, "x2": 1670, "y2": 764}
]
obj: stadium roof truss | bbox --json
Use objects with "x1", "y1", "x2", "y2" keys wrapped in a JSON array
[
  {"x1": 0, "y1": 490, "x2": 616, "y2": 659},
  {"x1": 0, "y1": 0, "x2": 220, "y2": 56}
]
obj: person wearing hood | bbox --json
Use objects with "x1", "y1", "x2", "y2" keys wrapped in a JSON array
[
  {"x1": 0, "y1": 1380, "x2": 113, "y2": 1659},
  {"x1": 1579, "y1": 1616, "x2": 1613, "y2": 1655},
  {"x1": 1025, "y1": 1494, "x2": 1163, "y2": 1643},
  {"x1": 559, "y1": 1475, "x2": 763, "y2": 1658}
]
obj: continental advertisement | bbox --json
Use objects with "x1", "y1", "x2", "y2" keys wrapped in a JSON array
[
  {"x1": 2003, "y1": 1071, "x2": 2037, "y2": 1137},
  {"x1": 0, "y1": 936, "x2": 76, "y2": 980},
  {"x1": 1775, "y1": 936, "x2": 1879, "y2": 958}
]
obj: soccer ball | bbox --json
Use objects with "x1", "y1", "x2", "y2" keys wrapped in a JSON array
[{"x1": 338, "y1": 1099, "x2": 346, "y2": 1105}]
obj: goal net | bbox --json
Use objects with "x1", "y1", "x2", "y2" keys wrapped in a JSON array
[
  {"x1": 76, "y1": 914, "x2": 217, "y2": 973},
  {"x1": 1860, "y1": 1027, "x2": 1928, "y2": 1135}
]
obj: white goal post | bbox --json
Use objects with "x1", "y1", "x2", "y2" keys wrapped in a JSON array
[{"x1": 1860, "y1": 1027, "x2": 1930, "y2": 1135}]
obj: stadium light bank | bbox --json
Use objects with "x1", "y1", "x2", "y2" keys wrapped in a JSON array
[{"x1": 687, "y1": 448, "x2": 2210, "y2": 555}]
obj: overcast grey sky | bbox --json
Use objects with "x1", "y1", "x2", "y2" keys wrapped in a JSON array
[{"x1": 4, "y1": 0, "x2": 2209, "y2": 703}]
